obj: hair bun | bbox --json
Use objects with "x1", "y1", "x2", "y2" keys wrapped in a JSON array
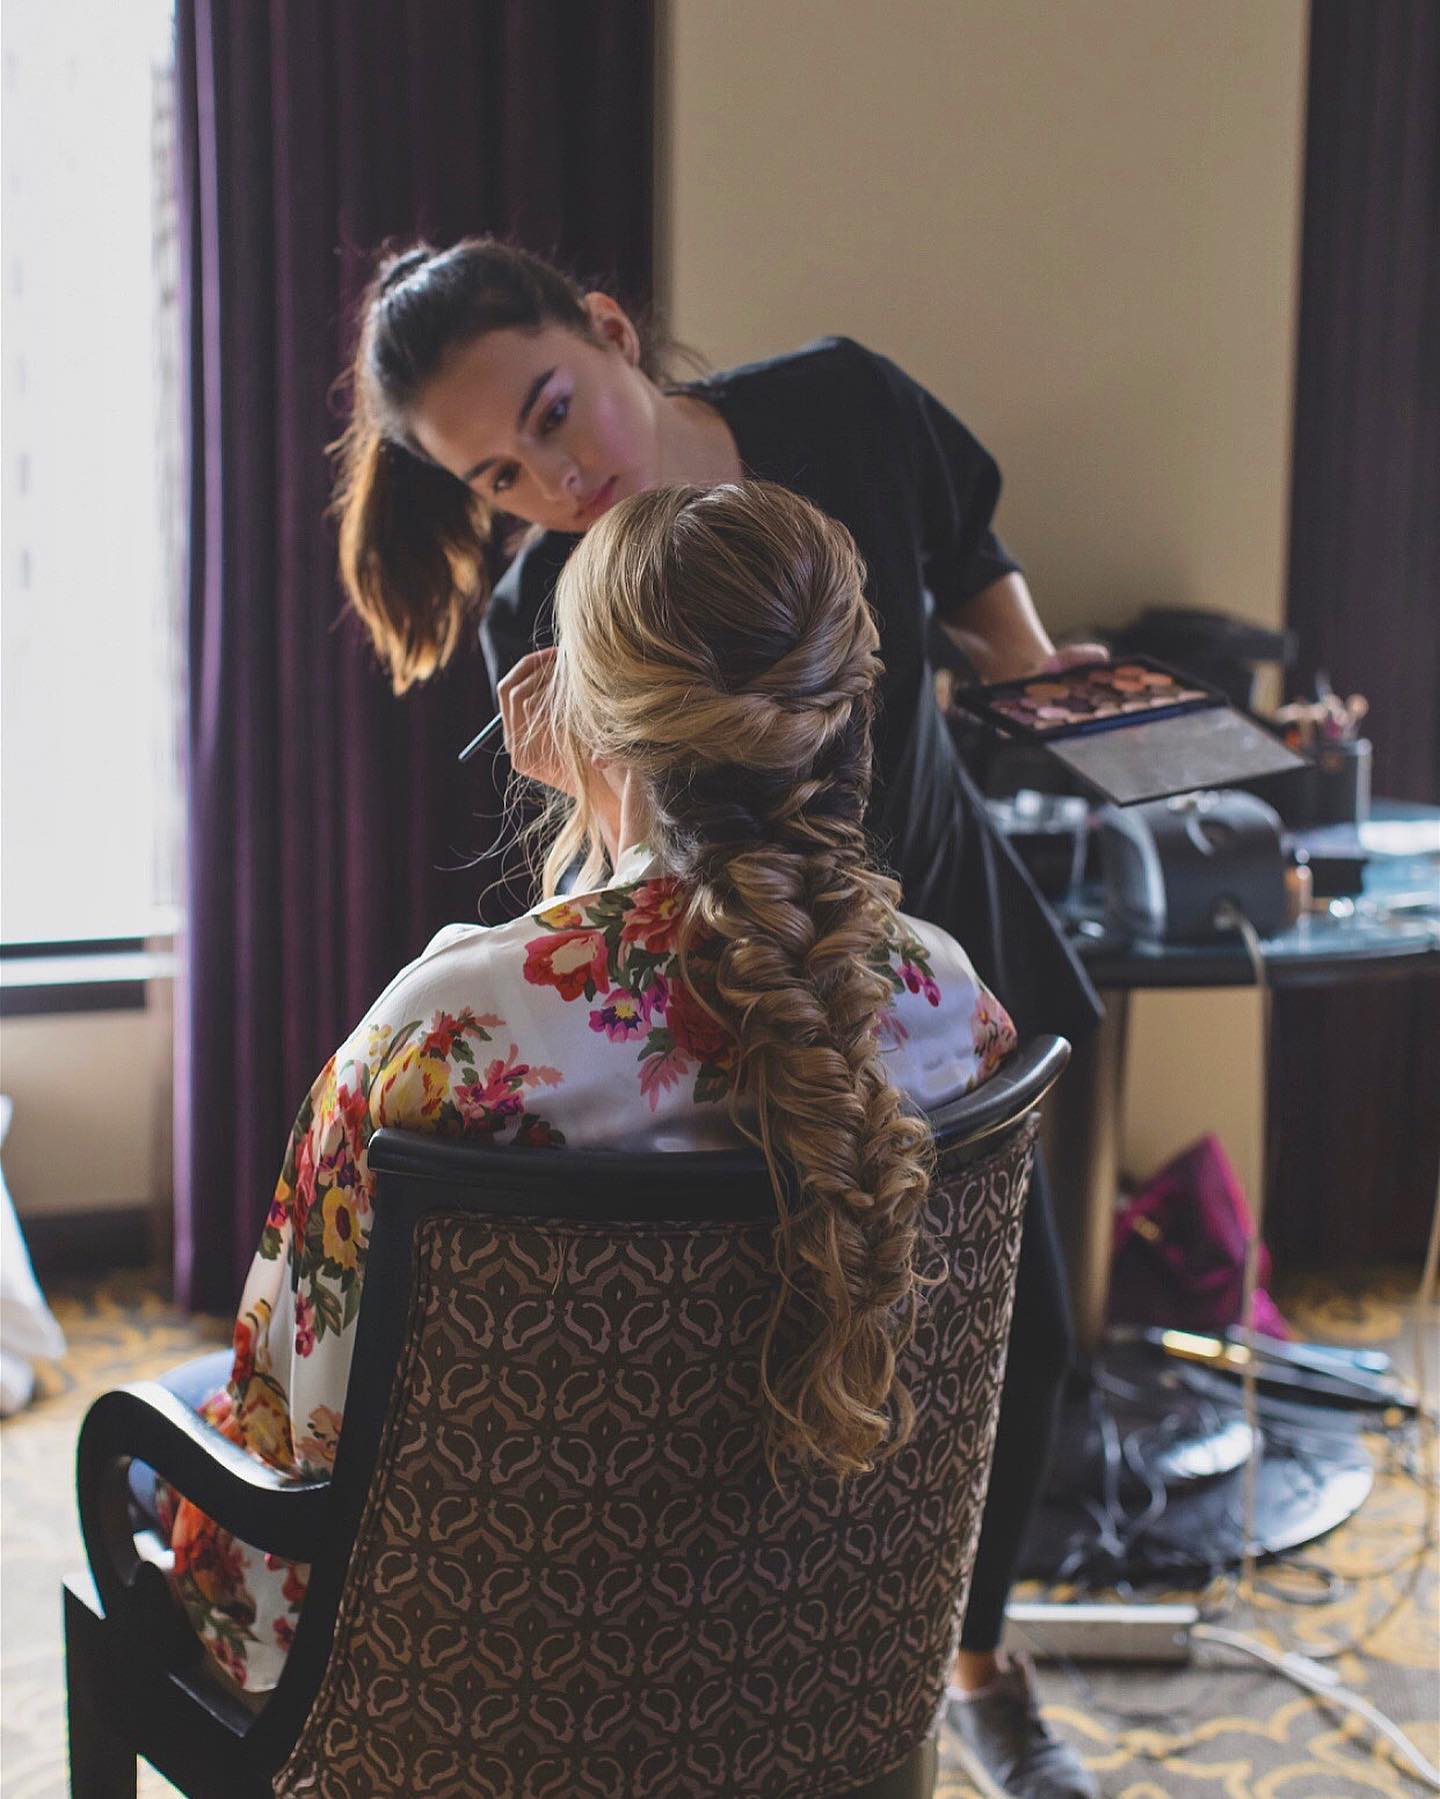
[{"x1": 377, "y1": 245, "x2": 434, "y2": 297}]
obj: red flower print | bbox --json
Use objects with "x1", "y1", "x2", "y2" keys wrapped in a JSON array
[
  {"x1": 515, "y1": 1116, "x2": 562, "y2": 1147},
  {"x1": 620, "y1": 879, "x2": 684, "y2": 954},
  {"x1": 294, "y1": 1291, "x2": 317, "y2": 1358},
  {"x1": 420, "y1": 1008, "x2": 502, "y2": 1057},
  {"x1": 292, "y1": 1132, "x2": 318, "y2": 1239},
  {"x1": 523, "y1": 929, "x2": 610, "y2": 1002},
  {"x1": 211, "y1": 1635, "x2": 248, "y2": 1687},
  {"x1": 231, "y1": 1316, "x2": 256, "y2": 1390},
  {"x1": 665, "y1": 973, "x2": 735, "y2": 1070},
  {"x1": 335, "y1": 1077, "x2": 370, "y2": 1152},
  {"x1": 170, "y1": 1505, "x2": 253, "y2": 1620},
  {"x1": 274, "y1": 1617, "x2": 295, "y2": 1651}
]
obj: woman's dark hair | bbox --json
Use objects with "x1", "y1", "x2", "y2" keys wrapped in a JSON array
[{"x1": 331, "y1": 238, "x2": 602, "y2": 693}]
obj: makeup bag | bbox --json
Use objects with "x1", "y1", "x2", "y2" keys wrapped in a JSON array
[{"x1": 1108, "y1": 1133, "x2": 1291, "y2": 1338}]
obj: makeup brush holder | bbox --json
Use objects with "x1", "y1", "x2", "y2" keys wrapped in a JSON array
[{"x1": 1306, "y1": 737, "x2": 1372, "y2": 826}]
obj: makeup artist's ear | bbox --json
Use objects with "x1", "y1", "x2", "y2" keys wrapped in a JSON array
[{"x1": 583, "y1": 293, "x2": 642, "y2": 367}]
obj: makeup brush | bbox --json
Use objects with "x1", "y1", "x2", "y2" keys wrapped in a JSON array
[{"x1": 457, "y1": 713, "x2": 504, "y2": 763}]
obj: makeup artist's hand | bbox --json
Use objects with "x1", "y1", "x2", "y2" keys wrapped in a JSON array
[
  {"x1": 496, "y1": 648, "x2": 573, "y2": 794},
  {"x1": 1041, "y1": 642, "x2": 1110, "y2": 673}
]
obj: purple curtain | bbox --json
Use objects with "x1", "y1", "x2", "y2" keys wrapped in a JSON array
[
  {"x1": 1266, "y1": 0, "x2": 1440, "y2": 1264},
  {"x1": 175, "y1": 0, "x2": 654, "y2": 1312}
]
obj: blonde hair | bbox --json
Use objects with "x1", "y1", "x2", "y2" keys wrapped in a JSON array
[{"x1": 543, "y1": 482, "x2": 933, "y2": 1481}]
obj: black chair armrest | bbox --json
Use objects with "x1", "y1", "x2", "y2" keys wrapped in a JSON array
[
  {"x1": 77, "y1": 1382, "x2": 331, "y2": 1644},
  {"x1": 928, "y1": 1034, "x2": 1070, "y2": 1156}
]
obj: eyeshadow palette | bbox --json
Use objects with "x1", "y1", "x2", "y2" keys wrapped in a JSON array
[
  {"x1": 977, "y1": 660, "x2": 1214, "y2": 736},
  {"x1": 952, "y1": 656, "x2": 1306, "y2": 806}
]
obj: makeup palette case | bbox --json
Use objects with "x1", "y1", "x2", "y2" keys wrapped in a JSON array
[
  {"x1": 952, "y1": 656, "x2": 1305, "y2": 808},
  {"x1": 1100, "y1": 791, "x2": 1288, "y2": 941}
]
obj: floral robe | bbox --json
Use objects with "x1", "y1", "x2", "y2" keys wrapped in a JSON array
[{"x1": 167, "y1": 846, "x2": 1017, "y2": 1691}]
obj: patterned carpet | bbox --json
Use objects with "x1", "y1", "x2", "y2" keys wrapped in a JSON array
[{"x1": 0, "y1": 1267, "x2": 1434, "y2": 1798}]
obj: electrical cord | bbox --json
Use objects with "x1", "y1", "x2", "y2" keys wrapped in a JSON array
[
  {"x1": 1199, "y1": 896, "x2": 1440, "y2": 1788},
  {"x1": 1018, "y1": 895, "x2": 1437, "y2": 1780},
  {"x1": 1190, "y1": 1623, "x2": 1440, "y2": 1791}
]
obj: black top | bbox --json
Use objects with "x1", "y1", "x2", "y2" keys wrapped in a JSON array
[{"x1": 484, "y1": 337, "x2": 1100, "y2": 1043}]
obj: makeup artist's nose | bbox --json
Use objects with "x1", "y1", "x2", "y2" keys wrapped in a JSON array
[{"x1": 535, "y1": 448, "x2": 581, "y2": 504}]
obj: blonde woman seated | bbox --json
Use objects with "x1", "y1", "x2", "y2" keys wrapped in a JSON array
[{"x1": 167, "y1": 481, "x2": 1017, "y2": 1693}]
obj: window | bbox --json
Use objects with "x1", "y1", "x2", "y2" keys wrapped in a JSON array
[{"x1": 1, "y1": 0, "x2": 180, "y2": 946}]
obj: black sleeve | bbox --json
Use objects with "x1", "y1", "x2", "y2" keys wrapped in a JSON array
[
  {"x1": 480, "y1": 530, "x2": 574, "y2": 691},
  {"x1": 863, "y1": 346, "x2": 1022, "y2": 615}
]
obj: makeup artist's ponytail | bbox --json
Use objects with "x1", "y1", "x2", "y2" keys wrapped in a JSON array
[{"x1": 330, "y1": 239, "x2": 598, "y2": 694}]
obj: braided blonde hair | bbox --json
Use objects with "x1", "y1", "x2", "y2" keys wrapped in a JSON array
[{"x1": 544, "y1": 482, "x2": 933, "y2": 1481}]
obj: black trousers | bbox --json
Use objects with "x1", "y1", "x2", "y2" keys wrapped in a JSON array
[{"x1": 958, "y1": 1149, "x2": 1074, "y2": 1651}]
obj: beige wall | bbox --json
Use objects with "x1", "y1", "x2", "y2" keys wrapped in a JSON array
[{"x1": 662, "y1": 0, "x2": 1309, "y2": 1198}]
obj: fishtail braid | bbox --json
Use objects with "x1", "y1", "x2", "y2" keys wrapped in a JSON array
[{"x1": 543, "y1": 481, "x2": 936, "y2": 1479}]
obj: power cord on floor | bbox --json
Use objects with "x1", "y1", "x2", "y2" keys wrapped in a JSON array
[
  {"x1": 1190, "y1": 1622, "x2": 1440, "y2": 1791},
  {"x1": 1198, "y1": 897, "x2": 1440, "y2": 1790},
  {"x1": 1006, "y1": 895, "x2": 1439, "y2": 1785}
]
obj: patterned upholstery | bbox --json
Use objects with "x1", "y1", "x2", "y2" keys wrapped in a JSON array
[{"x1": 276, "y1": 1116, "x2": 1039, "y2": 1798}]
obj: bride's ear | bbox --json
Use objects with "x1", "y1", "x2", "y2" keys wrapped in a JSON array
[{"x1": 582, "y1": 293, "x2": 641, "y2": 367}]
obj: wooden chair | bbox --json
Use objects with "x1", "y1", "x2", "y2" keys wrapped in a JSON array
[{"x1": 66, "y1": 1035, "x2": 1069, "y2": 1798}]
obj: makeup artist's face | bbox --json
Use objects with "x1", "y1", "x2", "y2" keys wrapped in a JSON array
[{"x1": 408, "y1": 298, "x2": 659, "y2": 535}]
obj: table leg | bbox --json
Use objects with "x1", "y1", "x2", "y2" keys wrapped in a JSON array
[{"x1": 1042, "y1": 989, "x2": 1130, "y2": 1359}]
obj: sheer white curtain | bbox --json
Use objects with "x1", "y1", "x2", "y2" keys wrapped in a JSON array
[{"x1": 0, "y1": 0, "x2": 181, "y2": 947}]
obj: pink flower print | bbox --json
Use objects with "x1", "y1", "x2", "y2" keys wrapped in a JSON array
[
  {"x1": 875, "y1": 1007, "x2": 910, "y2": 1051},
  {"x1": 454, "y1": 1052, "x2": 529, "y2": 1133},
  {"x1": 294, "y1": 1291, "x2": 317, "y2": 1358},
  {"x1": 897, "y1": 960, "x2": 943, "y2": 1009},
  {"x1": 638, "y1": 1045, "x2": 690, "y2": 1111},
  {"x1": 620, "y1": 879, "x2": 684, "y2": 954},
  {"x1": 972, "y1": 992, "x2": 1018, "y2": 1079},
  {"x1": 589, "y1": 983, "x2": 662, "y2": 1043}
]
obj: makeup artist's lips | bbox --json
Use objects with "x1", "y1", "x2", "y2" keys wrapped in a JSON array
[{"x1": 573, "y1": 476, "x2": 619, "y2": 528}]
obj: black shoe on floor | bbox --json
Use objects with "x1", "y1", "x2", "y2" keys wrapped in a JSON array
[{"x1": 945, "y1": 1654, "x2": 1100, "y2": 1799}]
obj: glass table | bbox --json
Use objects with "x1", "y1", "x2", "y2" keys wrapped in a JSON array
[{"x1": 1049, "y1": 806, "x2": 1440, "y2": 1355}]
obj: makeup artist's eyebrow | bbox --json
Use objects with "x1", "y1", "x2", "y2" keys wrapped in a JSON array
[{"x1": 462, "y1": 368, "x2": 556, "y2": 483}]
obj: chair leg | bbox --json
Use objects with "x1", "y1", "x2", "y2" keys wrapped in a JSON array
[{"x1": 64, "y1": 1581, "x2": 137, "y2": 1799}]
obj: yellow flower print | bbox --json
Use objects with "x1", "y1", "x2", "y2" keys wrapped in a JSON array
[
  {"x1": 536, "y1": 900, "x2": 584, "y2": 930},
  {"x1": 234, "y1": 1376, "x2": 294, "y2": 1471},
  {"x1": 313, "y1": 1059, "x2": 339, "y2": 1118},
  {"x1": 371, "y1": 1043, "x2": 450, "y2": 1127},
  {"x1": 293, "y1": 1404, "x2": 343, "y2": 1476},
  {"x1": 320, "y1": 1186, "x2": 362, "y2": 1273}
]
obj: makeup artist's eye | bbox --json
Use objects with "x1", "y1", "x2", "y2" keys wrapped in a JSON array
[
  {"x1": 491, "y1": 464, "x2": 519, "y2": 496},
  {"x1": 540, "y1": 395, "x2": 570, "y2": 433}
]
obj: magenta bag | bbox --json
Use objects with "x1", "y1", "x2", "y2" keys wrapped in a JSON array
[{"x1": 1108, "y1": 1134, "x2": 1291, "y2": 1339}]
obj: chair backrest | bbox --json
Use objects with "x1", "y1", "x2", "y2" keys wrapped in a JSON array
[{"x1": 268, "y1": 1037, "x2": 1068, "y2": 1798}]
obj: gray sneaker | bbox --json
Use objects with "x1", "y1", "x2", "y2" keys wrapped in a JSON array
[{"x1": 946, "y1": 1655, "x2": 1100, "y2": 1799}]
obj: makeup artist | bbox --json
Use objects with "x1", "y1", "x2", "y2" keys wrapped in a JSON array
[{"x1": 332, "y1": 239, "x2": 1104, "y2": 1799}]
